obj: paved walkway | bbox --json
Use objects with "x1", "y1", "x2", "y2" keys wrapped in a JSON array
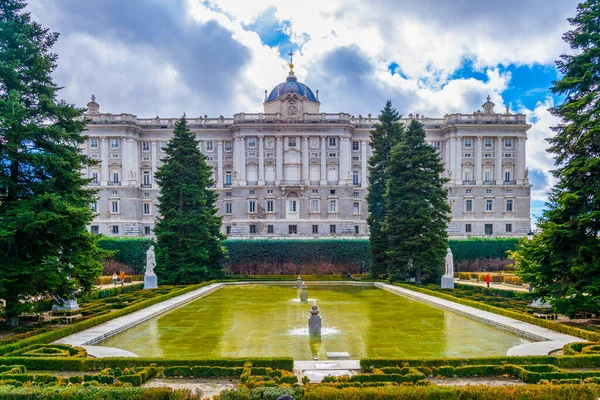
[
  {"x1": 95, "y1": 280, "x2": 143, "y2": 290},
  {"x1": 376, "y1": 283, "x2": 581, "y2": 356},
  {"x1": 454, "y1": 279, "x2": 529, "y2": 293},
  {"x1": 55, "y1": 283, "x2": 223, "y2": 351}
]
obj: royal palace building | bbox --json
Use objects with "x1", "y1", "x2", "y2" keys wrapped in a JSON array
[{"x1": 82, "y1": 65, "x2": 531, "y2": 238}]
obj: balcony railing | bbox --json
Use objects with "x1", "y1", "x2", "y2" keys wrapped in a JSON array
[
  {"x1": 310, "y1": 181, "x2": 321, "y2": 186},
  {"x1": 327, "y1": 180, "x2": 339, "y2": 185},
  {"x1": 462, "y1": 180, "x2": 476, "y2": 185},
  {"x1": 482, "y1": 180, "x2": 494, "y2": 185},
  {"x1": 108, "y1": 181, "x2": 121, "y2": 186},
  {"x1": 89, "y1": 181, "x2": 100, "y2": 186},
  {"x1": 281, "y1": 180, "x2": 303, "y2": 185},
  {"x1": 504, "y1": 180, "x2": 516, "y2": 185},
  {"x1": 140, "y1": 183, "x2": 152, "y2": 188},
  {"x1": 247, "y1": 181, "x2": 258, "y2": 185}
]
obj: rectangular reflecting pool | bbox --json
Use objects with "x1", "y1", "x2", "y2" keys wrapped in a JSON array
[{"x1": 98, "y1": 285, "x2": 530, "y2": 359}]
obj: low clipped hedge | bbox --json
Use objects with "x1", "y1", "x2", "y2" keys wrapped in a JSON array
[
  {"x1": 3, "y1": 344, "x2": 86, "y2": 358},
  {"x1": 0, "y1": 282, "x2": 217, "y2": 356},
  {"x1": 564, "y1": 342, "x2": 600, "y2": 355},
  {"x1": 0, "y1": 386, "x2": 200, "y2": 399},
  {"x1": 163, "y1": 366, "x2": 243, "y2": 377},
  {"x1": 395, "y1": 283, "x2": 600, "y2": 341},
  {"x1": 0, "y1": 357, "x2": 294, "y2": 372}
]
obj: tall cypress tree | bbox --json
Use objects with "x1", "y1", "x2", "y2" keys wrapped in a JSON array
[
  {"x1": 367, "y1": 101, "x2": 404, "y2": 278},
  {"x1": 154, "y1": 116, "x2": 226, "y2": 283},
  {"x1": 385, "y1": 119, "x2": 450, "y2": 283},
  {"x1": 0, "y1": 0, "x2": 104, "y2": 326},
  {"x1": 511, "y1": 1, "x2": 600, "y2": 317}
]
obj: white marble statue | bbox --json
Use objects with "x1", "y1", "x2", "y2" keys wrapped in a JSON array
[
  {"x1": 146, "y1": 246, "x2": 156, "y2": 276},
  {"x1": 444, "y1": 247, "x2": 454, "y2": 276}
]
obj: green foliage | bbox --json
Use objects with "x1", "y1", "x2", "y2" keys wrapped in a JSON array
[
  {"x1": 154, "y1": 116, "x2": 227, "y2": 284},
  {"x1": 3, "y1": 344, "x2": 86, "y2": 358},
  {"x1": 0, "y1": 0, "x2": 105, "y2": 326},
  {"x1": 367, "y1": 101, "x2": 405, "y2": 278},
  {"x1": 385, "y1": 119, "x2": 450, "y2": 283},
  {"x1": 510, "y1": 1, "x2": 600, "y2": 318},
  {"x1": 451, "y1": 238, "x2": 519, "y2": 262},
  {"x1": 96, "y1": 238, "x2": 154, "y2": 274},
  {"x1": 0, "y1": 386, "x2": 200, "y2": 399}
]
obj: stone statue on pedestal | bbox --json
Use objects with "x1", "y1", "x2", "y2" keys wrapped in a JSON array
[
  {"x1": 441, "y1": 247, "x2": 455, "y2": 289},
  {"x1": 144, "y1": 246, "x2": 158, "y2": 289}
]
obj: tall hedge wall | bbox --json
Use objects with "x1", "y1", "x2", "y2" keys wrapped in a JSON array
[{"x1": 97, "y1": 237, "x2": 520, "y2": 274}]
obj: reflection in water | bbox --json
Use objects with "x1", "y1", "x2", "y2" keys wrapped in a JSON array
[{"x1": 97, "y1": 285, "x2": 530, "y2": 359}]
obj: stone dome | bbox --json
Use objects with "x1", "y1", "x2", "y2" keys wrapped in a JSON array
[{"x1": 266, "y1": 70, "x2": 318, "y2": 103}]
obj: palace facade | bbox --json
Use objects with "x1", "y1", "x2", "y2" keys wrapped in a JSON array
[{"x1": 82, "y1": 66, "x2": 531, "y2": 238}]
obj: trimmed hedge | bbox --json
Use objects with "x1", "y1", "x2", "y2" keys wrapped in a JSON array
[
  {"x1": 0, "y1": 386, "x2": 201, "y2": 399},
  {"x1": 0, "y1": 357, "x2": 294, "y2": 371},
  {"x1": 394, "y1": 283, "x2": 600, "y2": 341},
  {"x1": 564, "y1": 342, "x2": 600, "y2": 355},
  {"x1": 98, "y1": 238, "x2": 520, "y2": 272}
]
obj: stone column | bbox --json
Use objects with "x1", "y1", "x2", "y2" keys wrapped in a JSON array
[
  {"x1": 217, "y1": 140, "x2": 224, "y2": 188},
  {"x1": 449, "y1": 137, "x2": 457, "y2": 182},
  {"x1": 258, "y1": 136, "x2": 265, "y2": 185},
  {"x1": 302, "y1": 136, "x2": 309, "y2": 184},
  {"x1": 474, "y1": 136, "x2": 482, "y2": 184},
  {"x1": 320, "y1": 137, "x2": 327, "y2": 185},
  {"x1": 444, "y1": 139, "x2": 451, "y2": 178},
  {"x1": 121, "y1": 137, "x2": 131, "y2": 186},
  {"x1": 276, "y1": 137, "x2": 283, "y2": 184},
  {"x1": 455, "y1": 137, "x2": 462, "y2": 184},
  {"x1": 232, "y1": 136, "x2": 239, "y2": 183},
  {"x1": 344, "y1": 137, "x2": 352, "y2": 185},
  {"x1": 361, "y1": 140, "x2": 368, "y2": 188},
  {"x1": 495, "y1": 137, "x2": 503, "y2": 184},
  {"x1": 100, "y1": 137, "x2": 109, "y2": 185},
  {"x1": 239, "y1": 136, "x2": 246, "y2": 185},
  {"x1": 151, "y1": 141, "x2": 158, "y2": 185},
  {"x1": 516, "y1": 137, "x2": 526, "y2": 184},
  {"x1": 130, "y1": 137, "x2": 139, "y2": 186}
]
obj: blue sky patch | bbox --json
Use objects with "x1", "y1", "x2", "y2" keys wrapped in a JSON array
[{"x1": 243, "y1": 7, "x2": 293, "y2": 57}]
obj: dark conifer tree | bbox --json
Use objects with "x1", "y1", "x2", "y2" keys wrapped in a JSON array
[
  {"x1": 385, "y1": 119, "x2": 450, "y2": 283},
  {"x1": 367, "y1": 101, "x2": 404, "y2": 278},
  {"x1": 511, "y1": 1, "x2": 600, "y2": 317},
  {"x1": 154, "y1": 116, "x2": 226, "y2": 283},
  {"x1": 0, "y1": 0, "x2": 104, "y2": 326}
]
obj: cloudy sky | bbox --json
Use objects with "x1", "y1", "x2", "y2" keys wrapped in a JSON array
[{"x1": 28, "y1": 0, "x2": 580, "y2": 223}]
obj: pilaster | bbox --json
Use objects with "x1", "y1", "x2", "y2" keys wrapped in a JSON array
[{"x1": 495, "y1": 137, "x2": 503, "y2": 184}]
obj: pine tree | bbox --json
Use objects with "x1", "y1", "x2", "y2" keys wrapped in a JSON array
[
  {"x1": 154, "y1": 116, "x2": 226, "y2": 283},
  {"x1": 385, "y1": 119, "x2": 450, "y2": 283},
  {"x1": 511, "y1": 1, "x2": 600, "y2": 317},
  {"x1": 367, "y1": 101, "x2": 404, "y2": 278},
  {"x1": 0, "y1": 0, "x2": 104, "y2": 326}
]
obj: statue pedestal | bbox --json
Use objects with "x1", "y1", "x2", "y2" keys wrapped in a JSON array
[
  {"x1": 52, "y1": 298, "x2": 79, "y2": 312},
  {"x1": 144, "y1": 275, "x2": 158, "y2": 290},
  {"x1": 441, "y1": 275, "x2": 454, "y2": 289}
]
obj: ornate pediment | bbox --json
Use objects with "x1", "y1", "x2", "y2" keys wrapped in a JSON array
[{"x1": 282, "y1": 92, "x2": 304, "y2": 120}]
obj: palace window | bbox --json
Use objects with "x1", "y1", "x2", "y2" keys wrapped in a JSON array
[
  {"x1": 249, "y1": 224, "x2": 256, "y2": 234},
  {"x1": 465, "y1": 224, "x2": 472, "y2": 233},
  {"x1": 112, "y1": 225, "x2": 119, "y2": 234},
  {"x1": 353, "y1": 202, "x2": 360, "y2": 215},
  {"x1": 267, "y1": 225, "x2": 274, "y2": 234},
  {"x1": 90, "y1": 138, "x2": 98, "y2": 148},
  {"x1": 226, "y1": 226, "x2": 231, "y2": 234},
  {"x1": 112, "y1": 172, "x2": 120, "y2": 184},
  {"x1": 328, "y1": 152, "x2": 337, "y2": 157},
  {"x1": 267, "y1": 200, "x2": 274, "y2": 213},
  {"x1": 249, "y1": 189, "x2": 255, "y2": 195},
  {"x1": 354, "y1": 226, "x2": 359, "y2": 234},
  {"x1": 225, "y1": 202, "x2": 232, "y2": 214},
  {"x1": 486, "y1": 188, "x2": 492, "y2": 194},
  {"x1": 143, "y1": 171, "x2": 151, "y2": 186},
  {"x1": 267, "y1": 189, "x2": 274, "y2": 194},
  {"x1": 433, "y1": 141, "x2": 441, "y2": 150},
  {"x1": 288, "y1": 137, "x2": 296, "y2": 147},
  {"x1": 485, "y1": 224, "x2": 493, "y2": 235},
  {"x1": 504, "y1": 170, "x2": 512, "y2": 183},
  {"x1": 288, "y1": 200, "x2": 297, "y2": 212},
  {"x1": 353, "y1": 191, "x2": 359, "y2": 198},
  {"x1": 464, "y1": 138, "x2": 472, "y2": 148},
  {"x1": 144, "y1": 226, "x2": 151, "y2": 235},
  {"x1": 352, "y1": 141, "x2": 359, "y2": 151},
  {"x1": 224, "y1": 141, "x2": 232, "y2": 151},
  {"x1": 311, "y1": 199, "x2": 320, "y2": 213},
  {"x1": 504, "y1": 138, "x2": 513, "y2": 148},
  {"x1": 289, "y1": 225, "x2": 297, "y2": 234},
  {"x1": 506, "y1": 223, "x2": 513, "y2": 233},
  {"x1": 506, "y1": 189, "x2": 512, "y2": 194},
  {"x1": 143, "y1": 203, "x2": 151, "y2": 215},
  {"x1": 91, "y1": 171, "x2": 99, "y2": 184},
  {"x1": 330, "y1": 225, "x2": 336, "y2": 234},
  {"x1": 485, "y1": 199, "x2": 493, "y2": 212},
  {"x1": 247, "y1": 138, "x2": 256, "y2": 148},
  {"x1": 225, "y1": 191, "x2": 232, "y2": 197},
  {"x1": 504, "y1": 153, "x2": 513, "y2": 158},
  {"x1": 225, "y1": 171, "x2": 232, "y2": 186},
  {"x1": 206, "y1": 141, "x2": 214, "y2": 151},
  {"x1": 506, "y1": 199, "x2": 513, "y2": 212},
  {"x1": 330, "y1": 190, "x2": 336, "y2": 195},
  {"x1": 142, "y1": 141, "x2": 150, "y2": 151},
  {"x1": 352, "y1": 170, "x2": 360, "y2": 186},
  {"x1": 91, "y1": 226, "x2": 99, "y2": 234},
  {"x1": 466, "y1": 189, "x2": 472, "y2": 194},
  {"x1": 90, "y1": 201, "x2": 98, "y2": 213},
  {"x1": 329, "y1": 137, "x2": 337, "y2": 147},
  {"x1": 312, "y1": 225, "x2": 319, "y2": 234},
  {"x1": 465, "y1": 199, "x2": 473, "y2": 212},
  {"x1": 329, "y1": 200, "x2": 337, "y2": 213},
  {"x1": 248, "y1": 200, "x2": 256, "y2": 213},
  {"x1": 111, "y1": 201, "x2": 119, "y2": 214},
  {"x1": 484, "y1": 138, "x2": 492, "y2": 148}
]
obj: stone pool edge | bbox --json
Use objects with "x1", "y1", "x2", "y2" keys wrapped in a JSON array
[{"x1": 54, "y1": 281, "x2": 582, "y2": 358}]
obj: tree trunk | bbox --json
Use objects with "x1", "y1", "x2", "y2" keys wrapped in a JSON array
[
  {"x1": 415, "y1": 267, "x2": 422, "y2": 285},
  {"x1": 4, "y1": 296, "x2": 19, "y2": 327}
]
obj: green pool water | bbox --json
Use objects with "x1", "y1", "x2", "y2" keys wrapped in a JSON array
[{"x1": 98, "y1": 285, "x2": 530, "y2": 359}]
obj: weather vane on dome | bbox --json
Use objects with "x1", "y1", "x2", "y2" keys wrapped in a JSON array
[{"x1": 288, "y1": 49, "x2": 295, "y2": 70}]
